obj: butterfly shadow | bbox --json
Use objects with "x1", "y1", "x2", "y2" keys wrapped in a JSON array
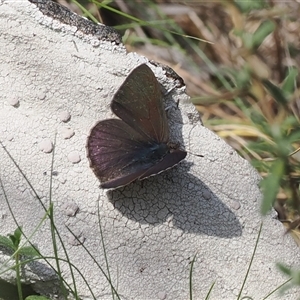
[{"x1": 106, "y1": 161, "x2": 242, "y2": 238}]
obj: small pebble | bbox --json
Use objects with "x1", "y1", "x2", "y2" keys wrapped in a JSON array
[
  {"x1": 8, "y1": 97, "x2": 20, "y2": 107},
  {"x1": 39, "y1": 139, "x2": 53, "y2": 153},
  {"x1": 75, "y1": 103, "x2": 84, "y2": 115},
  {"x1": 61, "y1": 127, "x2": 75, "y2": 139},
  {"x1": 90, "y1": 38, "x2": 100, "y2": 47},
  {"x1": 68, "y1": 232, "x2": 85, "y2": 246},
  {"x1": 59, "y1": 111, "x2": 71, "y2": 122},
  {"x1": 68, "y1": 151, "x2": 81, "y2": 164},
  {"x1": 59, "y1": 177, "x2": 67, "y2": 184},
  {"x1": 157, "y1": 292, "x2": 167, "y2": 300},
  {"x1": 202, "y1": 189, "x2": 211, "y2": 200},
  {"x1": 38, "y1": 92, "x2": 46, "y2": 100},
  {"x1": 0, "y1": 210, "x2": 7, "y2": 220},
  {"x1": 62, "y1": 202, "x2": 79, "y2": 217},
  {"x1": 6, "y1": 135, "x2": 14, "y2": 141},
  {"x1": 230, "y1": 200, "x2": 241, "y2": 210}
]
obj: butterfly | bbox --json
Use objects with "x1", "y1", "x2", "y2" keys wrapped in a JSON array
[{"x1": 86, "y1": 64, "x2": 187, "y2": 189}]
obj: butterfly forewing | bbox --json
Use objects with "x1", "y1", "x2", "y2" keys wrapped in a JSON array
[{"x1": 111, "y1": 64, "x2": 169, "y2": 143}]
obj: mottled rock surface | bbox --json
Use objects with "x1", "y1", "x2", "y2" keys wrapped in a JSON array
[{"x1": 0, "y1": 1, "x2": 299, "y2": 299}]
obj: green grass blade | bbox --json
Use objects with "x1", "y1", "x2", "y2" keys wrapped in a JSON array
[{"x1": 237, "y1": 222, "x2": 263, "y2": 300}]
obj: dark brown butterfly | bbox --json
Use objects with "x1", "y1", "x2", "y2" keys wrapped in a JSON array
[{"x1": 87, "y1": 64, "x2": 187, "y2": 189}]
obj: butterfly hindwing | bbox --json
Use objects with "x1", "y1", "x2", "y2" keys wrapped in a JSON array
[{"x1": 87, "y1": 119, "x2": 171, "y2": 187}]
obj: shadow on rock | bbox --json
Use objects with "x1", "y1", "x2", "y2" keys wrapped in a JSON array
[{"x1": 107, "y1": 161, "x2": 242, "y2": 238}]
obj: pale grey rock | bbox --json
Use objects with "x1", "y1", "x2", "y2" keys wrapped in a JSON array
[{"x1": 0, "y1": 1, "x2": 299, "y2": 300}]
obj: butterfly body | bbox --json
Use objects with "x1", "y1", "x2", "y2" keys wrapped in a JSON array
[{"x1": 87, "y1": 64, "x2": 187, "y2": 189}]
